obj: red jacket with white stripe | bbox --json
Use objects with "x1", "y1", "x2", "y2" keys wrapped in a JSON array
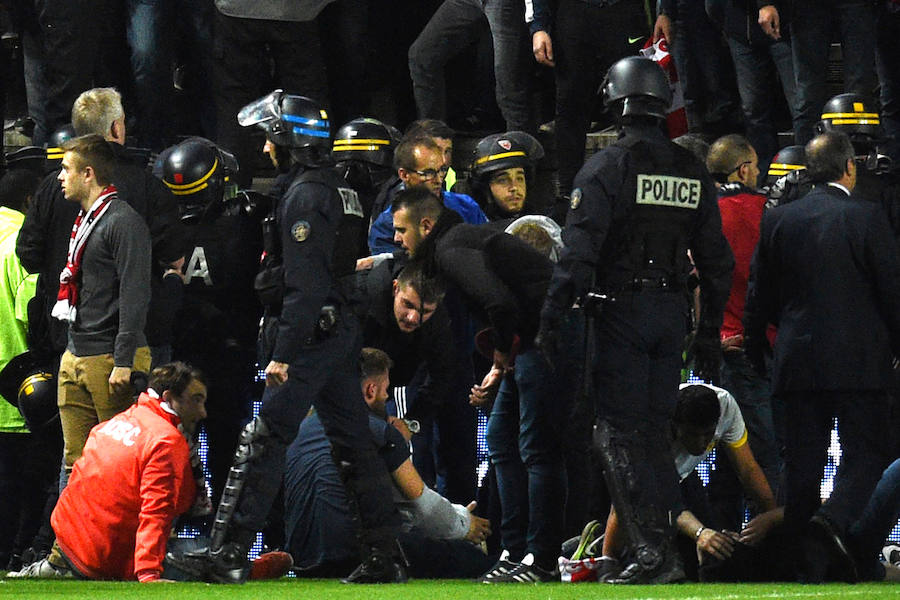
[{"x1": 51, "y1": 391, "x2": 195, "y2": 581}]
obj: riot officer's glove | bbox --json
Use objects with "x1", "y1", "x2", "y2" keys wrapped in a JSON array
[
  {"x1": 743, "y1": 333, "x2": 771, "y2": 378},
  {"x1": 688, "y1": 326, "x2": 722, "y2": 384},
  {"x1": 535, "y1": 304, "x2": 564, "y2": 370}
]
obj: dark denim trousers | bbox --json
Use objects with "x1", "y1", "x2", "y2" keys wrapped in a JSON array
[
  {"x1": 670, "y1": 0, "x2": 739, "y2": 131},
  {"x1": 790, "y1": 0, "x2": 877, "y2": 144},
  {"x1": 553, "y1": 0, "x2": 649, "y2": 193},
  {"x1": 849, "y1": 458, "x2": 900, "y2": 580},
  {"x1": 877, "y1": 3, "x2": 900, "y2": 163},
  {"x1": 727, "y1": 35, "x2": 799, "y2": 175},
  {"x1": 125, "y1": 0, "x2": 214, "y2": 151},
  {"x1": 408, "y1": 0, "x2": 534, "y2": 132},
  {"x1": 707, "y1": 350, "x2": 783, "y2": 529},
  {"x1": 486, "y1": 347, "x2": 569, "y2": 566},
  {"x1": 485, "y1": 317, "x2": 582, "y2": 568}
]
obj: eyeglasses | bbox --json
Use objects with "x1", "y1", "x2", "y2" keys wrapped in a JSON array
[
  {"x1": 729, "y1": 161, "x2": 752, "y2": 175},
  {"x1": 411, "y1": 165, "x2": 449, "y2": 181}
]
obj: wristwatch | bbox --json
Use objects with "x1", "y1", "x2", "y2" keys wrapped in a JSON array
[{"x1": 402, "y1": 419, "x2": 421, "y2": 434}]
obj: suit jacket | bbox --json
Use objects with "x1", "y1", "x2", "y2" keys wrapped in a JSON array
[{"x1": 743, "y1": 184, "x2": 900, "y2": 393}]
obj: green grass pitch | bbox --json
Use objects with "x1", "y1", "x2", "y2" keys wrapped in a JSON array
[{"x1": 3, "y1": 579, "x2": 900, "y2": 600}]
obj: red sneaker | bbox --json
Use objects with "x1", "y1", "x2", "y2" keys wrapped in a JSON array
[{"x1": 250, "y1": 551, "x2": 294, "y2": 580}]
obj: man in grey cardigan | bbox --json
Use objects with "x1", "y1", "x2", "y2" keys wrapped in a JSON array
[{"x1": 54, "y1": 134, "x2": 152, "y2": 473}]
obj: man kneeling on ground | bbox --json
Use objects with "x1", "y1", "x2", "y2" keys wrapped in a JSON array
[
  {"x1": 8, "y1": 363, "x2": 208, "y2": 581},
  {"x1": 284, "y1": 347, "x2": 494, "y2": 578}
]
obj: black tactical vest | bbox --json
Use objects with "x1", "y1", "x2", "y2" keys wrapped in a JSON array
[{"x1": 598, "y1": 134, "x2": 706, "y2": 289}]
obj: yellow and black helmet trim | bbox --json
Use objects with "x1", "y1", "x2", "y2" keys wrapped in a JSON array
[
  {"x1": 46, "y1": 147, "x2": 65, "y2": 161},
  {"x1": 767, "y1": 162, "x2": 806, "y2": 176},
  {"x1": 332, "y1": 138, "x2": 392, "y2": 153},
  {"x1": 18, "y1": 372, "x2": 54, "y2": 398},
  {"x1": 164, "y1": 157, "x2": 219, "y2": 196},
  {"x1": 474, "y1": 150, "x2": 527, "y2": 166}
]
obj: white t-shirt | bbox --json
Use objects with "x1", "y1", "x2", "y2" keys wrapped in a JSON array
[{"x1": 674, "y1": 382, "x2": 747, "y2": 481}]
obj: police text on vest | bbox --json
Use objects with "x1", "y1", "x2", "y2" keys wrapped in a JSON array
[{"x1": 636, "y1": 175, "x2": 701, "y2": 209}]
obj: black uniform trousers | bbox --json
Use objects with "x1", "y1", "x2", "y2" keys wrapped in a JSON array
[
  {"x1": 593, "y1": 290, "x2": 686, "y2": 518},
  {"x1": 231, "y1": 315, "x2": 399, "y2": 549}
]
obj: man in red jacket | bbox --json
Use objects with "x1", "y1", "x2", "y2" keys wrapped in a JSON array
[
  {"x1": 705, "y1": 134, "x2": 781, "y2": 531},
  {"x1": 8, "y1": 362, "x2": 207, "y2": 582}
]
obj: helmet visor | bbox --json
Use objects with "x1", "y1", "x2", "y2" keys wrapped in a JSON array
[{"x1": 237, "y1": 90, "x2": 284, "y2": 128}]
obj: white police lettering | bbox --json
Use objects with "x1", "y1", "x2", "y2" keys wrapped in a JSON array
[
  {"x1": 338, "y1": 187, "x2": 363, "y2": 218},
  {"x1": 636, "y1": 175, "x2": 701, "y2": 209},
  {"x1": 98, "y1": 419, "x2": 141, "y2": 447},
  {"x1": 185, "y1": 246, "x2": 212, "y2": 286}
]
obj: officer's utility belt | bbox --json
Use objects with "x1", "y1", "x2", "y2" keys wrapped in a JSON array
[{"x1": 626, "y1": 276, "x2": 673, "y2": 291}]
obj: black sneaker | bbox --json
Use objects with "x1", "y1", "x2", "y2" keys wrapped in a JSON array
[
  {"x1": 341, "y1": 549, "x2": 408, "y2": 584},
  {"x1": 487, "y1": 554, "x2": 558, "y2": 583},
  {"x1": 479, "y1": 549, "x2": 520, "y2": 583},
  {"x1": 165, "y1": 542, "x2": 250, "y2": 584},
  {"x1": 595, "y1": 556, "x2": 622, "y2": 582},
  {"x1": 608, "y1": 552, "x2": 685, "y2": 585}
]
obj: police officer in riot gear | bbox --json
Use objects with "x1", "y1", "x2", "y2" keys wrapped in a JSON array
[
  {"x1": 332, "y1": 117, "x2": 401, "y2": 255},
  {"x1": 764, "y1": 145, "x2": 811, "y2": 209},
  {"x1": 159, "y1": 139, "x2": 264, "y2": 506},
  {"x1": 815, "y1": 93, "x2": 900, "y2": 239},
  {"x1": 167, "y1": 91, "x2": 405, "y2": 584},
  {"x1": 538, "y1": 56, "x2": 734, "y2": 584},
  {"x1": 468, "y1": 131, "x2": 544, "y2": 221}
]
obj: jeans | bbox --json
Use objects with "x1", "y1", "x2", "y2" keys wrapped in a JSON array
[
  {"x1": 22, "y1": 0, "x2": 102, "y2": 145},
  {"x1": 790, "y1": 0, "x2": 878, "y2": 144},
  {"x1": 876, "y1": 3, "x2": 900, "y2": 163},
  {"x1": 212, "y1": 11, "x2": 328, "y2": 187},
  {"x1": 485, "y1": 342, "x2": 577, "y2": 567},
  {"x1": 728, "y1": 34, "x2": 799, "y2": 176},
  {"x1": 849, "y1": 458, "x2": 900, "y2": 580},
  {"x1": 408, "y1": 0, "x2": 534, "y2": 132},
  {"x1": 125, "y1": 0, "x2": 214, "y2": 150},
  {"x1": 553, "y1": 0, "x2": 649, "y2": 193},
  {"x1": 708, "y1": 350, "x2": 782, "y2": 528},
  {"x1": 670, "y1": 0, "x2": 739, "y2": 131}
]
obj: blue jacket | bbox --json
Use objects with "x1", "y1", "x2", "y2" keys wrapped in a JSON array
[{"x1": 368, "y1": 190, "x2": 487, "y2": 255}]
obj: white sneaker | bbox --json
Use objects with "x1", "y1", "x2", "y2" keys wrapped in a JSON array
[
  {"x1": 6, "y1": 558, "x2": 74, "y2": 579},
  {"x1": 883, "y1": 544, "x2": 900, "y2": 566}
]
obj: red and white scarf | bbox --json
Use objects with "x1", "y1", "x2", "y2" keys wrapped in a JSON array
[{"x1": 52, "y1": 185, "x2": 117, "y2": 323}]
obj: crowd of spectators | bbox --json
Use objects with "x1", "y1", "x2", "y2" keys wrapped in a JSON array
[{"x1": 0, "y1": 0, "x2": 899, "y2": 587}]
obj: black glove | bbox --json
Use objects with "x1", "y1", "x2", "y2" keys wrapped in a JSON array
[
  {"x1": 743, "y1": 333, "x2": 771, "y2": 377},
  {"x1": 535, "y1": 309, "x2": 563, "y2": 370},
  {"x1": 688, "y1": 326, "x2": 722, "y2": 384}
]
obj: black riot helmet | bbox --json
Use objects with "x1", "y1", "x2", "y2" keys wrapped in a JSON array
[
  {"x1": 161, "y1": 138, "x2": 239, "y2": 222},
  {"x1": 601, "y1": 56, "x2": 672, "y2": 121},
  {"x1": 238, "y1": 90, "x2": 331, "y2": 152},
  {"x1": 332, "y1": 118, "x2": 400, "y2": 168},
  {"x1": 17, "y1": 371, "x2": 59, "y2": 433},
  {"x1": 45, "y1": 123, "x2": 76, "y2": 170},
  {"x1": 471, "y1": 131, "x2": 544, "y2": 182},
  {"x1": 815, "y1": 93, "x2": 885, "y2": 149},
  {"x1": 0, "y1": 352, "x2": 59, "y2": 434},
  {"x1": 765, "y1": 145, "x2": 806, "y2": 187}
]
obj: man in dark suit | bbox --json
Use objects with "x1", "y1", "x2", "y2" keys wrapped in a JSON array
[{"x1": 743, "y1": 130, "x2": 900, "y2": 582}]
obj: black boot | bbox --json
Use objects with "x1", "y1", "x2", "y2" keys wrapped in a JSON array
[
  {"x1": 165, "y1": 541, "x2": 250, "y2": 584},
  {"x1": 341, "y1": 547, "x2": 408, "y2": 584},
  {"x1": 609, "y1": 543, "x2": 685, "y2": 584}
]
